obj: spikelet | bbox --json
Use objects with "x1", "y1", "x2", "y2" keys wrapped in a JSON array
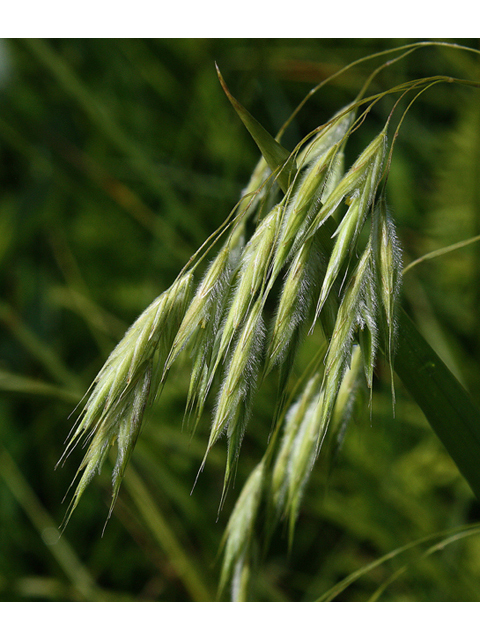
[
  {"x1": 372, "y1": 197, "x2": 403, "y2": 400},
  {"x1": 271, "y1": 373, "x2": 322, "y2": 512},
  {"x1": 164, "y1": 245, "x2": 236, "y2": 373},
  {"x1": 269, "y1": 143, "x2": 340, "y2": 287},
  {"x1": 328, "y1": 345, "x2": 367, "y2": 459},
  {"x1": 59, "y1": 272, "x2": 193, "y2": 525},
  {"x1": 218, "y1": 461, "x2": 265, "y2": 600},
  {"x1": 320, "y1": 241, "x2": 375, "y2": 445},
  {"x1": 183, "y1": 293, "x2": 226, "y2": 431},
  {"x1": 296, "y1": 104, "x2": 354, "y2": 169},
  {"x1": 201, "y1": 298, "x2": 265, "y2": 490},
  {"x1": 312, "y1": 129, "x2": 386, "y2": 325},
  {"x1": 306, "y1": 128, "x2": 387, "y2": 242},
  {"x1": 283, "y1": 387, "x2": 324, "y2": 542},
  {"x1": 358, "y1": 269, "x2": 379, "y2": 393},
  {"x1": 210, "y1": 202, "x2": 282, "y2": 378},
  {"x1": 266, "y1": 236, "x2": 322, "y2": 371}
]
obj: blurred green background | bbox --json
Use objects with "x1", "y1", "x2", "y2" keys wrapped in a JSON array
[{"x1": 1, "y1": 38, "x2": 480, "y2": 602}]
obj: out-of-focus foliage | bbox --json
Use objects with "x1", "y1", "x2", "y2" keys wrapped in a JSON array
[{"x1": 1, "y1": 38, "x2": 480, "y2": 602}]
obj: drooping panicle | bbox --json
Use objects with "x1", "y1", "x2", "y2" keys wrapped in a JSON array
[{"x1": 61, "y1": 78, "x2": 406, "y2": 608}]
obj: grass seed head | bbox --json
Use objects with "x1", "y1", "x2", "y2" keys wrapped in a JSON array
[
  {"x1": 271, "y1": 373, "x2": 322, "y2": 511},
  {"x1": 60, "y1": 273, "x2": 193, "y2": 524},
  {"x1": 165, "y1": 246, "x2": 236, "y2": 370},
  {"x1": 205, "y1": 298, "x2": 265, "y2": 459},
  {"x1": 267, "y1": 236, "x2": 321, "y2": 369},
  {"x1": 219, "y1": 461, "x2": 265, "y2": 599},
  {"x1": 307, "y1": 129, "x2": 387, "y2": 240},
  {"x1": 275, "y1": 144, "x2": 340, "y2": 268},
  {"x1": 320, "y1": 242, "x2": 374, "y2": 438},
  {"x1": 216, "y1": 203, "x2": 282, "y2": 362},
  {"x1": 61, "y1": 83, "x2": 406, "y2": 603}
]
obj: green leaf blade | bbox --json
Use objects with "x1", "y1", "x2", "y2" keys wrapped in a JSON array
[
  {"x1": 394, "y1": 307, "x2": 480, "y2": 500},
  {"x1": 216, "y1": 64, "x2": 296, "y2": 194}
]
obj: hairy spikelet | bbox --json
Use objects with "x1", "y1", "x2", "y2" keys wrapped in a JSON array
[
  {"x1": 184, "y1": 298, "x2": 225, "y2": 430},
  {"x1": 283, "y1": 387, "x2": 324, "y2": 541},
  {"x1": 296, "y1": 105, "x2": 354, "y2": 169},
  {"x1": 165, "y1": 246, "x2": 236, "y2": 372},
  {"x1": 358, "y1": 270, "x2": 379, "y2": 392},
  {"x1": 211, "y1": 203, "x2": 282, "y2": 376},
  {"x1": 271, "y1": 373, "x2": 322, "y2": 512},
  {"x1": 373, "y1": 199, "x2": 403, "y2": 353},
  {"x1": 315, "y1": 198, "x2": 361, "y2": 315},
  {"x1": 59, "y1": 272, "x2": 193, "y2": 525},
  {"x1": 320, "y1": 242, "x2": 375, "y2": 443},
  {"x1": 269, "y1": 143, "x2": 340, "y2": 286},
  {"x1": 312, "y1": 129, "x2": 386, "y2": 323},
  {"x1": 202, "y1": 298, "x2": 265, "y2": 485},
  {"x1": 267, "y1": 236, "x2": 322, "y2": 370},
  {"x1": 63, "y1": 273, "x2": 193, "y2": 453},
  {"x1": 325, "y1": 345, "x2": 368, "y2": 474},
  {"x1": 219, "y1": 461, "x2": 265, "y2": 600},
  {"x1": 306, "y1": 128, "x2": 387, "y2": 242},
  {"x1": 110, "y1": 363, "x2": 152, "y2": 511},
  {"x1": 372, "y1": 197, "x2": 403, "y2": 402}
]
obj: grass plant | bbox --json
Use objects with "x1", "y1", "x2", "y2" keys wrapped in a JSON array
[
  {"x1": 55, "y1": 41, "x2": 480, "y2": 600},
  {"x1": 2, "y1": 39, "x2": 480, "y2": 602}
]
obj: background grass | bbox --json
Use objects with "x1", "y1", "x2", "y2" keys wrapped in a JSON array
[{"x1": 1, "y1": 38, "x2": 480, "y2": 602}]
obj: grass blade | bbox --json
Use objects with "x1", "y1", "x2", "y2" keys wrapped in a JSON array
[
  {"x1": 216, "y1": 64, "x2": 296, "y2": 194},
  {"x1": 394, "y1": 307, "x2": 480, "y2": 500}
]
